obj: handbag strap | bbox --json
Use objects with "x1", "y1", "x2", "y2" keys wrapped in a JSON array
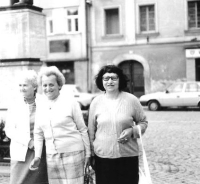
[{"x1": 137, "y1": 125, "x2": 153, "y2": 184}]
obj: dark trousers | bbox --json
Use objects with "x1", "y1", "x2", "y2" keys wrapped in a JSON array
[
  {"x1": 10, "y1": 141, "x2": 49, "y2": 184},
  {"x1": 95, "y1": 155, "x2": 139, "y2": 184}
]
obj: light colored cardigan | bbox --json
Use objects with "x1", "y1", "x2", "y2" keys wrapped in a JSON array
[
  {"x1": 34, "y1": 93, "x2": 91, "y2": 158},
  {"x1": 88, "y1": 92, "x2": 148, "y2": 158},
  {"x1": 5, "y1": 97, "x2": 32, "y2": 161}
]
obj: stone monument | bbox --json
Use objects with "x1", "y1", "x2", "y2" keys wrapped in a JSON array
[
  {"x1": 12, "y1": 0, "x2": 33, "y2": 6},
  {"x1": 0, "y1": 0, "x2": 47, "y2": 108}
]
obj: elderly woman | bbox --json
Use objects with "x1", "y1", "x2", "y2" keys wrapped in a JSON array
[
  {"x1": 88, "y1": 65, "x2": 148, "y2": 184},
  {"x1": 30, "y1": 66, "x2": 91, "y2": 184},
  {"x1": 5, "y1": 70, "x2": 48, "y2": 184}
]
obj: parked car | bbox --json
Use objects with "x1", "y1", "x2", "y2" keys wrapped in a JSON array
[
  {"x1": 60, "y1": 84, "x2": 98, "y2": 110},
  {"x1": 140, "y1": 81, "x2": 200, "y2": 111}
]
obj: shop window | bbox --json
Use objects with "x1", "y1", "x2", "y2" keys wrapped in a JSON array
[
  {"x1": 49, "y1": 40, "x2": 69, "y2": 53},
  {"x1": 66, "y1": 8, "x2": 79, "y2": 33},
  {"x1": 139, "y1": 5, "x2": 155, "y2": 32},
  {"x1": 188, "y1": 1, "x2": 200, "y2": 29},
  {"x1": 105, "y1": 8, "x2": 120, "y2": 35}
]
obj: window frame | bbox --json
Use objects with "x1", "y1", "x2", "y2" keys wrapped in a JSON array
[
  {"x1": 103, "y1": 6, "x2": 122, "y2": 36},
  {"x1": 139, "y1": 4, "x2": 156, "y2": 33},
  {"x1": 65, "y1": 7, "x2": 79, "y2": 34},
  {"x1": 46, "y1": 18, "x2": 54, "y2": 35},
  {"x1": 187, "y1": 0, "x2": 200, "y2": 30},
  {"x1": 136, "y1": 3, "x2": 158, "y2": 35}
]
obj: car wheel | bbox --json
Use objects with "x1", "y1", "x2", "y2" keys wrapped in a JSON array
[{"x1": 148, "y1": 101, "x2": 160, "y2": 111}]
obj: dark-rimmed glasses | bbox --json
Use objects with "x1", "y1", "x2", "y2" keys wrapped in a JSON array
[{"x1": 102, "y1": 76, "x2": 119, "y2": 81}]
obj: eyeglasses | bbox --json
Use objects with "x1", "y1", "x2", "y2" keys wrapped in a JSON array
[{"x1": 102, "y1": 76, "x2": 119, "y2": 81}]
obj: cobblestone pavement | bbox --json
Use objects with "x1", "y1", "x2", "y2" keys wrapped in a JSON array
[
  {"x1": 141, "y1": 108, "x2": 200, "y2": 184},
  {"x1": 1, "y1": 108, "x2": 200, "y2": 184}
]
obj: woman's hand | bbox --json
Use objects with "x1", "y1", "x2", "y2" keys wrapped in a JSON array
[
  {"x1": 84, "y1": 157, "x2": 90, "y2": 174},
  {"x1": 28, "y1": 139, "x2": 34, "y2": 150},
  {"x1": 117, "y1": 127, "x2": 133, "y2": 144},
  {"x1": 29, "y1": 157, "x2": 41, "y2": 171}
]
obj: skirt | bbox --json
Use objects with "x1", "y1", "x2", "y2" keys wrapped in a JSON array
[
  {"x1": 95, "y1": 155, "x2": 139, "y2": 184},
  {"x1": 10, "y1": 144, "x2": 48, "y2": 184},
  {"x1": 46, "y1": 150, "x2": 85, "y2": 184}
]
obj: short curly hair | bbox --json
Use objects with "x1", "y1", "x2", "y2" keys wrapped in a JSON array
[
  {"x1": 18, "y1": 70, "x2": 38, "y2": 89},
  {"x1": 38, "y1": 66, "x2": 65, "y2": 88},
  {"x1": 95, "y1": 65, "x2": 129, "y2": 91}
]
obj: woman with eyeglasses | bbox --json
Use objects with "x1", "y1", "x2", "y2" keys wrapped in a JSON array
[{"x1": 88, "y1": 65, "x2": 148, "y2": 184}]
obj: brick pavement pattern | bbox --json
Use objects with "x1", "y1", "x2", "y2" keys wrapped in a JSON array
[
  {"x1": 1, "y1": 108, "x2": 200, "y2": 184},
  {"x1": 141, "y1": 109, "x2": 200, "y2": 184}
]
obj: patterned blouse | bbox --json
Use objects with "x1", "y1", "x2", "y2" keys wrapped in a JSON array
[{"x1": 24, "y1": 97, "x2": 36, "y2": 139}]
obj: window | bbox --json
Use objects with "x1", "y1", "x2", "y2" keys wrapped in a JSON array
[
  {"x1": 188, "y1": 1, "x2": 200, "y2": 29},
  {"x1": 186, "y1": 83, "x2": 200, "y2": 92},
  {"x1": 66, "y1": 8, "x2": 79, "y2": 33},
  {"x1": 105, "y1": 8, "x2": 120, "y2": 35},
  {"x1": 139, "y1": 5, "x2": 155, "y2": 32},
  {"x1": 49, "y1": 40, "x2": 70, "y2": 53},
  {"x1": 168, "y1": 83, "x2": 183, "y2": 93},
  {"x1": 47, "y1": 19, "x2": 54, "y2": 34}
]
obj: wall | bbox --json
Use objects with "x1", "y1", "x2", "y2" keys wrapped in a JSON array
[
  {"x1": 90, "y1": 0, "x2": 200, "y2": 93},
  {"x1": 34, "y1": 0, "x2": 89, "y2": 92}
]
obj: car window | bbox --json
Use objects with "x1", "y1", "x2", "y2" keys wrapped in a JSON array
[
  {"x1": 167, "y1": 83, "x2": 183, "y2": 93},
  {"x1": 185, "y1": 83, "x2": 200, "y2": 92}
]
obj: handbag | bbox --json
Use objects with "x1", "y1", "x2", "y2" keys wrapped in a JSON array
[{"x1": 137, "y1": 125, "x2": 153, "y2": 184}]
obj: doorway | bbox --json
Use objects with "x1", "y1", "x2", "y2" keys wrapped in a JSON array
[
  {"x1": 196, "y1": 59, "x2": 200, "y2": 81},
  {"x1": 119, "y1": 60, "x2": 144, "y2": 97}
]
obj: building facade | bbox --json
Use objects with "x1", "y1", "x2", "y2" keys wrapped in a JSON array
[
  {"x1": 89, "y1": 0, "x2": 200, "y2": 97},
  {"x1": 0, "y1": 0, "x2": 199, "y2": 106},
  {"x1": 34, "y1": 0, "x2": 90, "y2": 92}
]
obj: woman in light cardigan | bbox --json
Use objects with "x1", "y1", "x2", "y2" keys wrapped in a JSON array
[
  {"x1": 88, "y1": 65, "x2": 148, "y2": 184},
  {"x1": 5, "y1": 70, "x2": 48, "y2": 184},
  {"x1": 30, "y1": 66, "x2": 91, "y2": 184}
]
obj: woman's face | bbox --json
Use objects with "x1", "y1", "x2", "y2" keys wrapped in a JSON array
[
  {"x1": 19, "y1": 79, "x2": 36, "y2": 99},
  {"x1": 102, "y1": 73, "x2": 119, "y2": 92},
  {"x1": 41, "y1": 74, "x2": 60, "y2": 100}
]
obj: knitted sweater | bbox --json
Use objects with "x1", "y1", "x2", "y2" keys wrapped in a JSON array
[
  {"x1": 88, "y1": 91, "x2": 148, "y2": 158},
  {"x1": 34, "y1": 93, "x2": 91, "y2": 158}
]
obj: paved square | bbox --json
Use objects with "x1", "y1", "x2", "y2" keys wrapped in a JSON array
[
  {"x1": 1, "y1": 108, "x2": 200, "y2": 184},
  {"x1": 142, "y1": 108, "x2": 200, "y2": 184}
]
